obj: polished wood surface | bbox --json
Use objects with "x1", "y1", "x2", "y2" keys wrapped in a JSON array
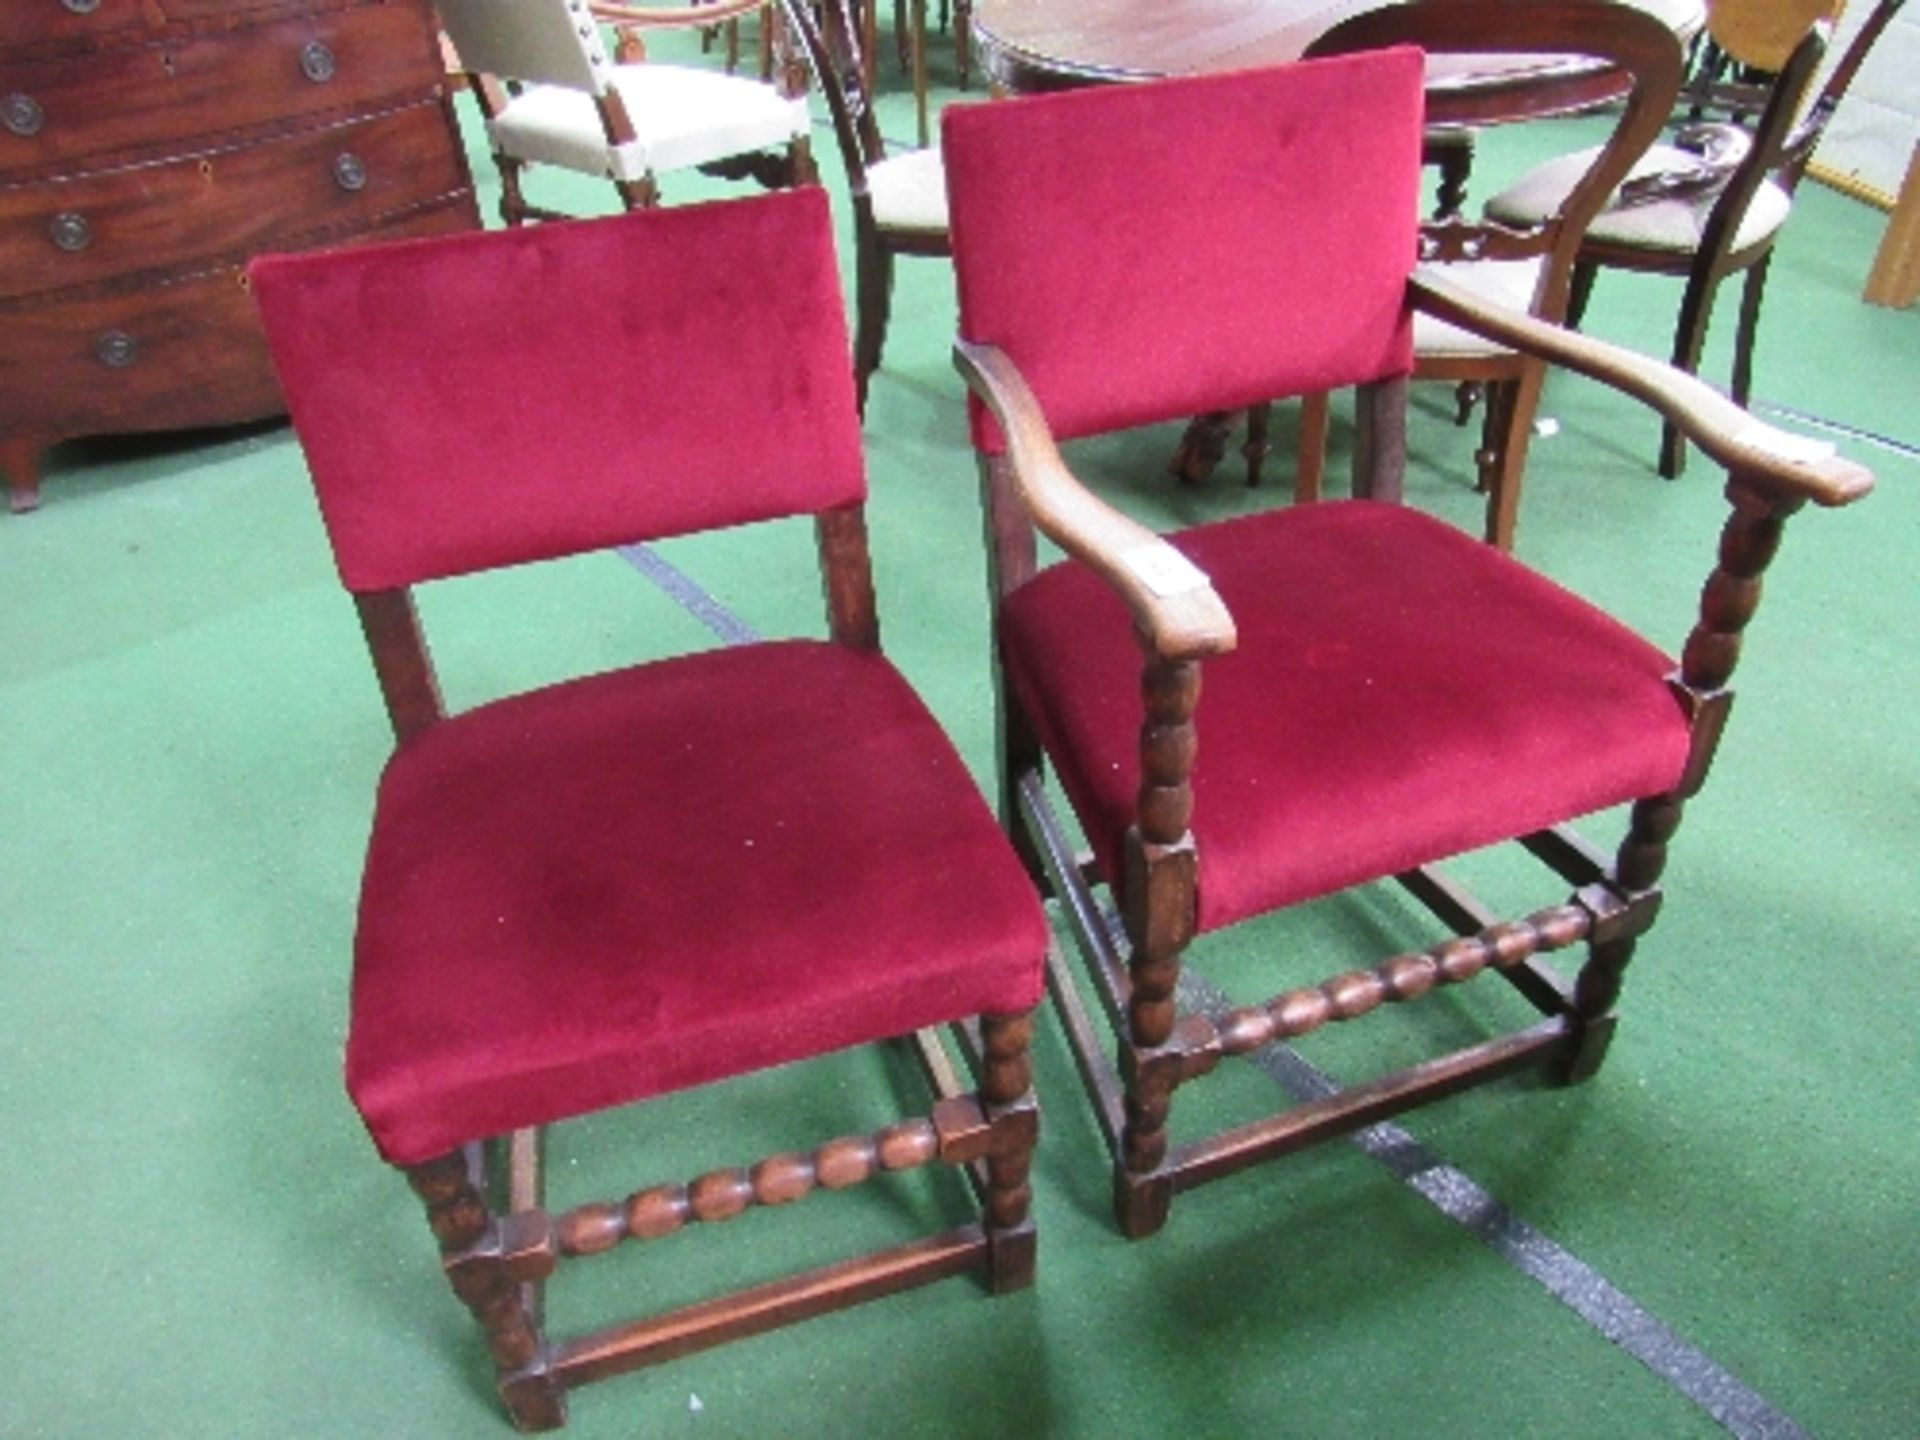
[
  {"x1": 0, "y1": 0, "x2": 477, "y2": 512},
  {"x1": 974, "y1": 0, "x2": 1703, "y2": 113}
]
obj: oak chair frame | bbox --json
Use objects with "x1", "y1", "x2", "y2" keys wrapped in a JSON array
[
  {"x1": 959, "y1": 267, "x2": 1871, "y2": 1240},
  {"x1": 349, "y1": 505, "x2": 1039, "y2": 1429}
]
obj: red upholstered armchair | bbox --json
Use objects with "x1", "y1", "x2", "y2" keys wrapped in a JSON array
[
  {"x1": 941, "y1": 51, "x2": 1872, "y2": 1239},
  {"x1": 249, "y1": 188, "x2": 1045, "y2": 1430}
]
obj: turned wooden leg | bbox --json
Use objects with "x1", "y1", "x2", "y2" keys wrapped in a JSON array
[
  {"x1": 1169, "y1": 412, "x2": 1235, "y2": 485},
  {"x1": 1113, "y1": 656, "x2": 1201, "y2": 1239},
  {"x1": 1564, "y1": 793, "x2": 1682, "y2": 1083},
  {"x1": 1429, "y1": 129, "x2": 1474, "y2": 219},
  {"x1": 1243, "y1": 401, "x2": 1272, "y2": 487},
  {"x1": 2, "y1": 436, "x2": 44, "y2": 513},
  {"x1": 405, "y1": 1151, "x2": 566, "y2": 1432},
  {"x1": 497, "y1": 155, "x2": 531, "y2": 227},
  {"x1": 979, "y1": 1011, "x2": 1038, "y2": 1291}
]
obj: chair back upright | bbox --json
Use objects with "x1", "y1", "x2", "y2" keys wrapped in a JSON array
[
  {"x1": 783, "y1": 0, "x2": 887, "y2": 193},
  {"x1": 1306, "y1": 0, "x2": 1685, "y2": 325},
  {"x1": 435, "y1": 0, "x2": 614, "y2": 95},
  {"x1": 942, "y1": 49, "x2": 1426, "y2": 454},
  {"x1": 250, "y1": 188, "x2": 866, "y2": 597},
  {"x1": 1780, "y1": 0, "x2": 1906, "y2": 192}
]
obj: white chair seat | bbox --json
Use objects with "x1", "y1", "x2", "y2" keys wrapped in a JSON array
[
  {"x1": 1413, "y1": 257, "x2": 1543, "y2": 359},
  {"x1": 488, "y1": 64, "x2": 810, "y2": 182},
  {"x1": 1486, "y1": 145, "x2": 1794, "y2": 256},
  {"x1": 868, "y1": 147, "x2": 949, "y2": 236}
]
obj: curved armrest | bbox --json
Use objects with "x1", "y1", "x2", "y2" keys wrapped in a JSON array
[
  {"x1": 954, "y1": 339, "x2": 1238, "y2": 661},
  {"x1": 1409, "y1": 267, "x2": 1874, "y2": 508},
  {"x1": 590, "y1": 0, "x2": 768, "y2": 31}
]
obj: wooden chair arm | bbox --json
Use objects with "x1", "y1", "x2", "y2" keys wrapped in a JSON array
[
  {"x1": 954, "y1": 339, "x2": 1238, "y2": 662},
  {"x1": 1409, "y1": 266, "x2": 1874, "y2": 508},
  {"x1": 589, "y1": 0, "x2": 768, "y2": 31}
]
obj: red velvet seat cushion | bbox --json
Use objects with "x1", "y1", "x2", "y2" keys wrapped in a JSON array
[
  {"x1": 346, "y1": 640, "x2": 1048, "y2": 1166},
  {"x1": 1000, "y1": 502, "x2": 1693, "y2": 935}
]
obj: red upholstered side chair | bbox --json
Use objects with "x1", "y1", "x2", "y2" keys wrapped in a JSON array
[
  {"x1": 248, "y1": 188, "x2": 1045, "y2": 1430},
  {"x1": 1486, "y1": 0, "x2": 1905, "y2": 478},
  {"x1": 941, "y1": 51, "x2": 1872, "y2": 1239}
]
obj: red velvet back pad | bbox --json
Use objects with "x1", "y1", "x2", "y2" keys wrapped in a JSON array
[
  {"x1": 942, "y1": 49, "x2": 1425, "y2": 451},
  {"x1": 250, "y1": 187, "x2": 865, "y2": 592}
]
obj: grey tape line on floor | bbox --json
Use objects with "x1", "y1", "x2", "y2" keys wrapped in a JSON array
[
  {"x1": 1169, "y1": 962, "x2": 1812, "y2": 1440},
  {"x1": 623, "y1": 537, "x2": 1812, "y2": 1440}
]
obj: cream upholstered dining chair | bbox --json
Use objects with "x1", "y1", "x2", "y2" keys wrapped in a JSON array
[
  {"x1": 781, "y1": 0, "x2": 950, "y2": 414},
  {"x1": 942, "y1": 46, "x2": 1872, "y2": 1240},
  {"x1": 1485, "y1": 0, "x2": 1905, "y2": 476},
  {"x1": 436, "y1": 0, "x2": 813, "y2": 221},
  {"x1": 248, "y1": 189, "x2": 1045, "y2": 1429}
]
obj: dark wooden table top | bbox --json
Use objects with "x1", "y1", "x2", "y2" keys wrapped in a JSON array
[{"x1": 972, "y1": 0, "x2": 1705, "y2": 119}]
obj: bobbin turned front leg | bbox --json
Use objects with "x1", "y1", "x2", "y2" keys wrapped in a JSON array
[
  {"x1": 405, "y1": 1151, "x2": 566, "y2": 1432},
  {"x1": 979, "y1": 1010, "x2": 1039, "y2": 1291},
  {"x1": 1114, "y1": 655, "x2": 1203, "y2": 1239}
]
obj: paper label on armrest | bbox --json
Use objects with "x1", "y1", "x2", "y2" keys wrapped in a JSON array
[
  {"x1": 1733, "y1": 425, "x2": 1836, "y2": 466},
  {"x1": 1122, "y1": 541, "x2": 1210, "y2": 598}
]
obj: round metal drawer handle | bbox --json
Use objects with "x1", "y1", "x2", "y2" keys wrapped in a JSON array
[
  {"x1": 95, "y1": 330, "x2": 138, "y2": 369},
  {"x1": 49, "y1": 211, "x2": 92, "y2": 252},
  {"x1": 63, "y1": 0, "x2": 104, "y2": 14},
  {"x1": 332, "y1": 152, "x2": 368, "y2": 192},
  {"x1": 3, "y1": 94, "x2": 46, "y2": 138},
  {"x1": 300, "y1": 40, "x2": 337, "y2": 83}
]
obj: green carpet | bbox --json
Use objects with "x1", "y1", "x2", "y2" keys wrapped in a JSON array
[{"x1": 3, "y1": 24, "x2": 1915, "y2": 1440}]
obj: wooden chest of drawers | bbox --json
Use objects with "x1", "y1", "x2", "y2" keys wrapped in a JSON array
[{"x1": 0, "y1": 0, "x2": 479, "y2": 511}]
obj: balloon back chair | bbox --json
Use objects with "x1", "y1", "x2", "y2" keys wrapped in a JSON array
[
  {"x1": 1487, "y1": 0, "x2": 1906, "y2": 477},
  {"x1": 1291, "y1": 0, "x2": 1685, "y2": 549},
  {"x1": 436, "y1": 0, "x2": 813, "y2": 222},
  {"x1": 781, "y1": 0, "x2": 953, "y2": 414},
  {"x1": 249, "y1": 188, "x2": 1045, "y2": 1429},
  {"x1": 940, "y1": 49, "x2": 1872, "y2": 1239}
]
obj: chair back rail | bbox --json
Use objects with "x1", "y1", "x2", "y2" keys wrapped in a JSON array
[
  {"x1": 436, "y1": 0, "x2": 614, "y2": 94},
  {"x1": 251, "y1": 188, "x2": 865, "y2": 596}
]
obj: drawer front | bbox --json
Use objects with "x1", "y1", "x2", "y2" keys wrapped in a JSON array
[
  {"x1": 0, "y1": 0, "x2": 150, "y2": 53},
  {"x1": 0, "y1": 3, "x2": 441, "y2": 179},
  {"x1": 0, "y1": 197, "x2": 472, "y2": 439},
  {"x1": 1, "y1": 101, "x2": 470, "y2": 298}
]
